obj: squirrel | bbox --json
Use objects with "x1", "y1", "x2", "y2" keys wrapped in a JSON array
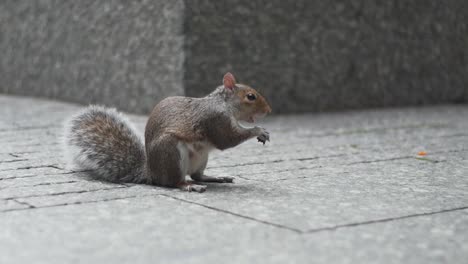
[{"x1": 64, "y1": 72, "x2": 272, "y2": 193}]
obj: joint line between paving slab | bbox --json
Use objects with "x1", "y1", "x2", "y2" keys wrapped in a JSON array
[
  {"x1": 0, "y1": 195, "x2": 142, "y2": 213},
  {"x1": 346, "y1": 156, "x2": 413, "y2": 165},
  {"x1": 208, "y1": 153, "x2": 349, "y2": 169},
  {"x1": 211, "y1": 147, "x2": 466, "y2": 178},
  {"x1": 0, "y1": 170, "x2": 94, "y2": 181},
  {"x1": 237, "y1": 127, "x2": 467, "y2": 152},
  {"x1": 1, "y1": 192, "x2": 190, "y2": 213},
  {"x1": 440, "y1": 133, "x2": 468, "y2": 138},
  {"x1": 2, "y1": 186, "x2": 128, "y2": 200},
  {"x1": 0, "y1": 180, "x2": 81, "y2": 190},
  {"x1": 0, "y1": 159, "x2": 29, "y2": 164},
  {"x1": 0, "y1": 164, "x2": 64, "y2": 173},
  {"x1": 306, "y1": 206, "x2": 468, "y2": 234},
  {"x1": 288, "y1": 122, "x2": 452, "y2": 139},
  {"x1": 345, "y1": 148, "x2": 468, "y2": 166},
  {"x1": 212, "y1": 152, "x2": 448, "y2": 180},
  {"x1": 0, "y1": 125, "x2": 61, "y2": 132},
  {"x1": 10, "y1": 198, "x2": 36, "y2": 209},
  {"x1": 160, "y1": 194, "x2": 303, "y2": 234}
]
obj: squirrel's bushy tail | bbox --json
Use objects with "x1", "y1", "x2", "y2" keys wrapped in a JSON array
[{"x1": 64, "y1": 106, "x2": 147, "y2": 183}]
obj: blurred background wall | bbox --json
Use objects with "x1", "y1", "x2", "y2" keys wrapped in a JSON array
[
  {"x1": 0, "y1": 1, "x2": 185, "y2": 113},
  {"x1": 1, "y1": 0, "x2": 467, "y2": 114}
]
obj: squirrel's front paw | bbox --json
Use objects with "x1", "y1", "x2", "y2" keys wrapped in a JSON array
[{"x1": 256, "y1": 127, "x2": 270, "y2": 145}]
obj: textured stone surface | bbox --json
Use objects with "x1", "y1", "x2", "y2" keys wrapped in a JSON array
[
  {"x1": 1, "y1": 196, "x2": 297, "y2": 264},
  {"x1": 185, "y1": 0, "x2": 468, "y2": 113},
  {"x1": 180, "y1": 151, "x2": 468, "y2": 232},
  {"x1": 0, "y1": 1, "x2": 185, "y2": 114},
  {"x1": 1, "y1": 1, "x2": 468, "y2": 114},
  {"x1": 2, "y1": 197, "x2": 468, "y2": 264},
  {"x1": 2, "y1": 195, "x2": 467, "y2": 264},
  {"x1": 0, "y1": 199, "x2": 30, "y2": 211},
  {"x1": 1, "y1": 95, "x2": 468, "y2": 263}
]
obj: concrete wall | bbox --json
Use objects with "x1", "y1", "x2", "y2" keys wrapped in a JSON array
[
  {"x1": 0, "y1": 0, "x2": 185, "y2": 114},
  {"x1": 1, "y1": 0, "x2": 467, "y2": 114},
  {"x1": 184, "y1": 0, "x2": 468, "y2": 113}
]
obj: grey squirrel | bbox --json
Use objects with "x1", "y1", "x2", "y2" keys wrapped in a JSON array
[{"x1": 64, "y1": 73, "x2": 272, "y2": 192}]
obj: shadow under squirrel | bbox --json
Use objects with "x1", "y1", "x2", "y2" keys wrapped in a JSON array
[{"x1": 64, "y1": 73, "x2": 272, "y2": 192}]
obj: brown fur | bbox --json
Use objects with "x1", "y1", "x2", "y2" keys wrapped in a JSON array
[
  {"x1": 66, "y1": 73, "x2": 271, "y2": 192},
  {"x1": 234, "y1": 84, "x2": 272, "y2": 117},
  {"x1": 144, "y1": 76, "x2": 272, "y2": 189}
]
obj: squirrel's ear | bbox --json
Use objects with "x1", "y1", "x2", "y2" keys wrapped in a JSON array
[{"x1": 223, "y1": 72, "x2": 236, "y2": 90}]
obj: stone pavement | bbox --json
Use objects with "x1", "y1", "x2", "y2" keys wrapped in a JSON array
[{"x1": 1, "y1": 95, "x2": 467, "y2": 264}]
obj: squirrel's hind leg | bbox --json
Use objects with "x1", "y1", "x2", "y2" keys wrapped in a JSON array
[
  {"x1": 147, "y1": 135, "x2": 188, "y2": 188},
  {"x1": 147, "y1": 136, "x2": 206, "y2": 193},
  {"x1": 175, "y1": 140, "x2": 207, "y2": 193}
]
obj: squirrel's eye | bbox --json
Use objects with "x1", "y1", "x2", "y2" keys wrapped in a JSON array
[{"x1": 247, "y1": 93, "x2": 256, "y2": 101}]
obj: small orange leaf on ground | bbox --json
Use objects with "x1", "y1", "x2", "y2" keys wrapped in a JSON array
[{"x1": 417, "y1": 151, "x2": 427, "y2": 156}]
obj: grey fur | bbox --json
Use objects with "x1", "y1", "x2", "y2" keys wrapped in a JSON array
[{"x1": 64, "y1": 106, "x2": 147, "y2": 183}]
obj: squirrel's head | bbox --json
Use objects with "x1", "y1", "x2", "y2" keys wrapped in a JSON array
[{"x1": 222, "y1": 72, "x2": 272, "y2": 123}]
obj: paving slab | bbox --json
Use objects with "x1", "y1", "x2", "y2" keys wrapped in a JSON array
[
  {"x1": 0, "y1": 195, "x2": 296, "y2": 264},
  {"x1": 300, "y1": 208, "x2": 468, "y2": 264},
  {"x1": 169, "y1": 154, "x2": 468, "y2": 232},
  {"x1": 1, "y1": 95, "x2": 467, "y2": 263},
  {"x1": 1, "y1": 195, "x2": 467, "y2": 264},
  {"x1": 14, "y1": 185, "x2": 167, "y2": 208}
]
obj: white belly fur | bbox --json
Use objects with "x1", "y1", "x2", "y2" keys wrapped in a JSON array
[{"x1": 177, "y1": 141, "x2": 213, "y2": 176}]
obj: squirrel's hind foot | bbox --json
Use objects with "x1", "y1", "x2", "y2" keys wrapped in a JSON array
[{"x1": 178, "y1": 182, "x2": 207, "y2": 193}]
